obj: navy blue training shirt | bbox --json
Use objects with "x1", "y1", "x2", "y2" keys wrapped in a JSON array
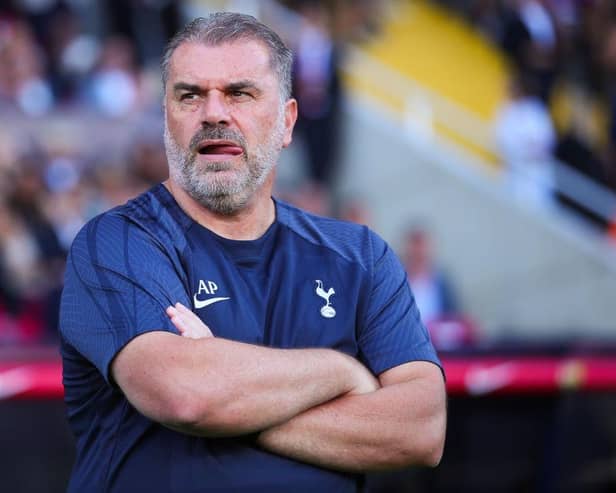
[{"x1": 60, "y1": 184, "x2": 441, "y2": 492}]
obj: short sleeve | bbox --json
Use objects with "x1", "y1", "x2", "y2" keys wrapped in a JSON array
[
  {"x1": 358, "y1": 233, "x2": 442, "y2": 375},
  {"x1": 60, "y1": 213, "x2": 189, "y2": 383}
]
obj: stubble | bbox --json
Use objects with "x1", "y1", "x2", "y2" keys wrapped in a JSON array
[{"x1": 164, "y1": 111, "x2": 285, "y2": 215}]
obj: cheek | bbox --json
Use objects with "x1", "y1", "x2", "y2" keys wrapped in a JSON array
[
  {"x1": 249, "y1": 110, "x2": 283, "y2": 140},
  {"x1": 167, "y1": 115, "x2": 194, "y2": 148},
  {"x1": 166, "y1": 100, "x2": 201, "y2": 136}
]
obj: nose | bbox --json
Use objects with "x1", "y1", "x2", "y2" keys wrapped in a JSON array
[{"x1": 200, "y1": 91, "x2": 230, "y2": 126}]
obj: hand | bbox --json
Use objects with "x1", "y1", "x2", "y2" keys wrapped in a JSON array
[{"x1": 166, "y1": 302, "x2": 214, "y2": 339}]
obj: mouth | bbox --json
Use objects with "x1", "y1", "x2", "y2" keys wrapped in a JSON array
[{"x1": 196, "y1": 140, "x2": 244, "y2": 159}]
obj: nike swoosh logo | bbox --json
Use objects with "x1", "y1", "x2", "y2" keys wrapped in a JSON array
[
  {"x1": 464, "y1": 362, "x2": 516, "y2": 396},
  {"x1": 0, "y1": 367, "x2": 33, "y2": 400},
  {"x1": 193, "y1": 295, "x2": 231, "y2": 310}
]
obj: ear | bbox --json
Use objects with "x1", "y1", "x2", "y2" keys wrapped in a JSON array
[{"x1": 281, "y1": 98, "x2": 298, "y2": 148}]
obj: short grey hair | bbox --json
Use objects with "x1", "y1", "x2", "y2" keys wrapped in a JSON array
[{"x1": 161, "y1": 12, "x2": 293, "y2": 101}]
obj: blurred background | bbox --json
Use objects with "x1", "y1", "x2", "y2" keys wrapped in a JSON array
[{"x1": 1, "y1": 0, "x2": 616, "y2": 491}]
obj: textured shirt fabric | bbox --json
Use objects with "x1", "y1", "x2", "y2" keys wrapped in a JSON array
[{"x1": 60, "y1": 183, "x2": 441, "y2": 492}]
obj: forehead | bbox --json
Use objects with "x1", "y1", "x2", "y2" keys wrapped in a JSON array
[{"x1": 168, "y1": 40, "x2": 275, "y2": 86}]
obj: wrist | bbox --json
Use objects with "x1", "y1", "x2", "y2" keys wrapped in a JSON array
[
  {"x1": 335, "y1": 351, "x2": 370, "y2": 395},
  {"x1": 340, "y1": 353, "x2": 379, "y2": 395},
  {"x1": 314, "y1": 349, "x2": 358, "y2": 395}
]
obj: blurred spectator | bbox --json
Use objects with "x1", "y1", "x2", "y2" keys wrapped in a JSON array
[
  {"x1": 84, "y1": 36, "x2": 142, "y2": 117},
  {"x1": 43, "y1": 154, "x2": 88, "y2": 251},
  {"x1": 46, "y1": 6, "x2": 100, "y2": 104},
  {"x1": 292, "y1": 1, "x2": 343, "y2": 190},
  {"x1": 0, "y1": 17, "x2": 54, "y2": 115},
  {"x1": 502, "y1": 0, "x2": 561, "y2": 101},
  {"x1": 0, "y1": 200, "x2": 43, "y2": 344},
  {"x1": 400, "y1": 225, "x2": 475, "y2": 350},
  {"x1": 0, "y1": 200, "x2": 40, "y2": 309},
  {"x1": 402, "y1": 225, "x2": 459, "y2": 324},
  {"x1": 104, "y1": 0, "x2": 182, "y2": 66},
  {"x1": 495, "y1": 73, "x2": 557, "y2": 207},
  {"x1": 0, "y1": 156, "x2": 65, "y2": 342}
]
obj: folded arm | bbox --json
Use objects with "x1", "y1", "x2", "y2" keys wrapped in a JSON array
[
  {"x1": 257, "y1": 360, "x2": 446, "y2": 471},
  {"x1": 111, "y1": 304, "x2": 377, "y2": 437},
  {"x1": 167, "y1": 304, "x2": 446, "y2": 471}
]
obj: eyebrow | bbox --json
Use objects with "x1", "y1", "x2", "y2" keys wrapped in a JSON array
[
  {"x1": 226, "y1": 80, "x2": 261, "y2": 93},
  {"x1": 173, "y1": 82, "x2": 202, "y2": 94},
  {"x1": 172, "y1": 80, "x2": 262, "y2": 95}
]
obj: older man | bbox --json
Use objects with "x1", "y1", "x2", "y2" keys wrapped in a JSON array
[{"x1": 60, "y1": 13, "x2": 446, "y2": 492}]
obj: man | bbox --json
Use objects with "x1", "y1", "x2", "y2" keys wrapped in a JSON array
[
  {"x1": 60, "y1": 13, "x2": 446, "y2": 492},
  {"x1": 292, "y1": 2, "x2": 342, "y2": 188},
  {"x1": 402, "y1": 225, "x2": 459, "y2": 326},
  {"x1": 401, "y1": 225, "x2": 476, "y2": 350}
]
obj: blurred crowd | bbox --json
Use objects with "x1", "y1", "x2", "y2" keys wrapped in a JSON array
[
  {"x1": 0, "y1": 0, "x2": 397, "y2": 346},
  {"x1": 0, "y1": 0, "x2": 181, "y2": 116},
  {"x1": 8, "y1": 0, "x2": 614, "y2": 348},
  {"x1": 0, "y1": 0, "x2": 231, "y2": 346},
  {"x1": 0, "y1": 119, "x2": 170, "y2": 345},
  {"x1": 439, "y1": 0, "x2": 616, "y2": 231}
]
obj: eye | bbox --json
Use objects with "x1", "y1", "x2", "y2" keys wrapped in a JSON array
[
  {"x1": 180, "y1": 92, "x2": 198, "y2": 101},
  {"x1": 230, "y1": 90, "x2": 252, "y2": 100}
]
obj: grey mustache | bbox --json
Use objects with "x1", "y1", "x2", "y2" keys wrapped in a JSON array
[{"x1": 189, "y1": 127, "x2": 247, "y2": 153}]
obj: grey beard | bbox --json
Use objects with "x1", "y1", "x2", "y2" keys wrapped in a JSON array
[{"x1": 164, "y1": 120, "x2": 283, "y2": 215}]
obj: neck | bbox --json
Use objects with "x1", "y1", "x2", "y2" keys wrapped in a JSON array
[{"x1": 164, "y1": 175, "x2": 276, "y2": 240}]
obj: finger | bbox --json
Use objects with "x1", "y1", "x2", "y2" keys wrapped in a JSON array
[
  {"x1": 176, "y1": 303, "x2": 206, "y2": 327},
  {"x1": 173, "y1": 314, "x2": 207, "y2": 337},
  {"x1": 174, "y1": 303, "x2": 197, "y2": 322},
  {"x1": 170, "y1": 302, "x2": 213, "y2": 338},
  {"x1": 169, "y1": 305, "x2": 195, "y2": 328},
  {"x1": 175, "y1": 302, "x2": 192, "y2": 314},
  {"x1": 181, "y1": 325, "x2": 208, "y2": 339},
  {"x1": 176, "y1": 303, "x2": 204, "y2": 323},
  {"x1": 169, "y1": 314, "x2": 188, "y2": 333}
]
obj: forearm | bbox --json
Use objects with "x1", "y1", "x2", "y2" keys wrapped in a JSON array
[
  {"x1": 178, "y1": 337, "x2": 360, "y2": 435},
  {"x1": 257, "y1": 370, "x2": 446, "y2": 472},
  {"x1": 114, "y1": 332, "x2": 370, "y2": 438}
]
